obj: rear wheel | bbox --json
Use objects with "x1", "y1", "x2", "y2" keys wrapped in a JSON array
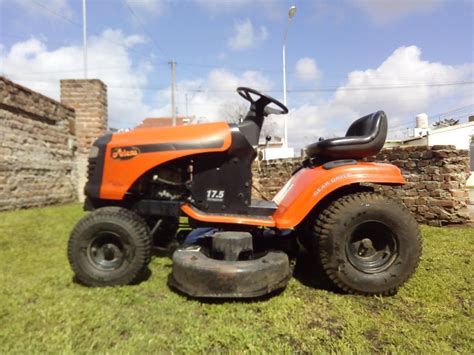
[
  {"x1": 313, "y1": 192, "x2": 421, "y2": 295},
  {"x1": 68, "y1": 207, "x2": 152, "y2": 286}
]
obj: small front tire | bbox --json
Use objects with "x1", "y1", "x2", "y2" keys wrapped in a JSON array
[
  {"x1": 68, "y1": 207, "x2": 152, "y2": 287},
  {"x1": 313, "y1": 192, "x2": 422, "y2": 296}
]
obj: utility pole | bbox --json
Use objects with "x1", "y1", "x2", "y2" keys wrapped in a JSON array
[
  {"x1": 169, "y1": 61, "x2": 177, "y2": 126},
  {"x1": 82, "y1": 0, "x2": 88, "y2": 79},
  {"x1": 185, "y1": 93, "x2": 189, "y2": 118},
  {"x1": 282, "y1": 5, "x2": 297, "y2": 148}
]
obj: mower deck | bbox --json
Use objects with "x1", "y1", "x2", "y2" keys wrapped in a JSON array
[
  {"x1": 168, "y1": 231, "x2": 292, "y2": 298},
  {"x1": 169, "y1": 247, "x2": 291, "y2": 298}
]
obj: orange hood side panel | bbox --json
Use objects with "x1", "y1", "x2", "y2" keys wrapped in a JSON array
[
  {"x1": 100, "y1": 122, "x2": 232, "y2": 200},
  {"x1": 272, "y1": 162, "x2": 405, "y2": 229}
]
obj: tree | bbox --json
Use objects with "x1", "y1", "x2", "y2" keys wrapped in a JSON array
[
  {"x1": 261, "y1": 118, "x2": 278, "y2": 140},
  {"x1": 219, "y1": 101, "x2": 248, "y2": 124},
  {"x1": 219, "y1": 101, "x2": 279, "y2": 141}
]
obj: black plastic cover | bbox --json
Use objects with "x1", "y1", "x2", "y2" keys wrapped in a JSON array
[{"x1": 84, "y1": 133, "x2": 112, "y2": 199}]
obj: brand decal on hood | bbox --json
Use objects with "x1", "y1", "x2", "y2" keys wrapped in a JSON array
[{"x1": 111, "y1": 147, "x2": 141, "y2": 160}]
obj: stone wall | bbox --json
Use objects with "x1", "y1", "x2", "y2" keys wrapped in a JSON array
[
  {"x1": 0, "y1": 77, "x2": 77, "y2": 210},
  {"x1": 252, "y1": 145, "x2": 471, "y2": 226},
  {"x1": 60, "y1": 79, "x2": 107, "y2": 201},
  {"x1": 370, "y1": 145, "x2": 471, "y2": 226}
]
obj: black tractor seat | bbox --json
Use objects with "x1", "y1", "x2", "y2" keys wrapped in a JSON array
[{"x1": 305, "y1": 111, "x2": 388, "y2": 160}]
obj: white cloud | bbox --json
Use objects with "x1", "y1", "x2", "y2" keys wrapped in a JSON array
[
  {"x1": 295, "y1": 57, "x2": 321, "y2": 82},
  {"x1": 227, "y1": 18, "x2": 268, "y2": 51},
  {"x1": 348, "y1": 0, "x2": 442, "y2": 24},
  {"x1": 2, "y1": 37, "x2": 471, "y2": 149},
  {"x1": 329, "y1": 46, "x2": 471, "y2": 118},
  {"x1": 288, "y1": 45, "x2": 473, "y2": 146},
  {"x1": 0, "y1": 29, "x2": 158, "y2": 128},
  {"x1": 144, "y1": 46, "x2": 473, "y2": 148},
  {"x1": 152, "y1": 68, "x2": 274, "y2": 122}
]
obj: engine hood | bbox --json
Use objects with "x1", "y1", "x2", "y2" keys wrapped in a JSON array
[
  {"x1": 98, "y1": 121, "x2": 232, "y2": 200},
  {"x1": 111, "y1": 121, "x2": 231, "y2": 149}
]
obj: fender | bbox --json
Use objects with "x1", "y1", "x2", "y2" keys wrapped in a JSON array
[
  {"x1": 272, "y1": 162, "x2": 404, "y2": 228},
  {"x1": 182, "y1": 161, "x2": 404, "y2": 228}
]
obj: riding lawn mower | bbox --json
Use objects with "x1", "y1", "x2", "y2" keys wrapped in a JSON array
[{"x1": 68, "y1": 87, "x2": 422, "y2": 298}]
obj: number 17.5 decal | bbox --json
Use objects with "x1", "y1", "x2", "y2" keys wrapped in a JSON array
[{"x1": 206, "y1": 189, "x2": 225, "y2": 202}]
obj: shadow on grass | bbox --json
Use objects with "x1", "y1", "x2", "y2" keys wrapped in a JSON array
[
  {"x1": 291, "y1": 251, "x2": 343, "y2": 295},
  {"x1": 166, "y1": 250, "x2": 343, "y2": 303},
  {"x1": 167, "y1": 278, "x2": 287, "y2": 304},
  {"x1": 72, "y1": 267, "x2": 153, "y2": 287},
  {"x1": 72, "y1": 250, "x2": 341, "y2": 296}
]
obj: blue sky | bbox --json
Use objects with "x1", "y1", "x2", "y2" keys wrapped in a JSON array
[{"x1": 1, "y1": 0, "x2": 473, "y2": 147}]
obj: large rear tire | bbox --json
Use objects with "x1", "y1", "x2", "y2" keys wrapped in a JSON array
[
  {"x1": 313, "y1": 192, "x2": 421, "y2": 296},
  {"x1": 68, "y1": 207, "x2": 152, "y2": 287}
]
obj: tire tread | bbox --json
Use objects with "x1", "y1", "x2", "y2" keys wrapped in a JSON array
[
  {"x1": 67, "y1": 207, "x2": 152, "y2": 287},
  {"x1": 313, "y1": 192, "x2": 422, "y2": 296}
]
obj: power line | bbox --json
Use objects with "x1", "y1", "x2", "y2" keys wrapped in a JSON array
[
  {"x1": 179, "y1": 80, "x2": 474, "y2": 93},
  {"x1": 178, "y1": 62, "x2": 281, "y2": 74},
  {"x1": 26, "y1": 2, "x2": 160, "y2": 62},
  {"x1": 9, "y1": 78, "x2": 474, "y2": 93},
  {"x1": 288, "y1": 81, "x2": 474, "y2": 93},
  {"x1": 1, "y1": 63, "x2": 168, "y2": 76},
  {"x1": 122, "y1": 0, "x2": 170, "y2": 60},
  {"x1": 388, "y1": 103, "x2": 474, "y2": 133},
  {"x1": 31, "y1": 0, "x2": 81, "y2": 26},
  {"x1": 448, "y1": 112, "x2": 474, "y2": 120},
  {"x1": 432, "y1": 103, "x2": 474, "y2": 118}
]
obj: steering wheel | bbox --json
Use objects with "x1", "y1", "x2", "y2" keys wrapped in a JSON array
[{"x1": 237, "y1": 87, "x2": 288, "y2": 116}]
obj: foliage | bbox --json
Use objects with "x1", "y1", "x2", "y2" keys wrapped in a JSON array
[
  {"x1": 0, "y1": 204, "x2": 472, "y2": 353},
  {"x1": 219, "y1": 101, "x2": 248, "y2": 124},
  {"x1": 432, "y1": 118, "x2": 460, "y2": 129}
]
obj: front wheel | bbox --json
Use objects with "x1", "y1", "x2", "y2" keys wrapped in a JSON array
[
  {"x1": 313, "y1": 192, "x2": 422, "y2": 296},
  {"x1": 68, "y1": 207, "x2": 152, "y2": 287}
]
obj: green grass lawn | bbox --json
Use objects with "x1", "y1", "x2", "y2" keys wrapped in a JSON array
[{"x1": 0, "y1": 204, "x2": 473, "y2": 353}]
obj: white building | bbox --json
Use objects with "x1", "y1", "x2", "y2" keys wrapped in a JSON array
[
  {"x1": 257, "y1": 136, "x2": 294, "y2": 160},
  {"x1": 427, "y1": 121, "x2": 474, "y2": 150}
]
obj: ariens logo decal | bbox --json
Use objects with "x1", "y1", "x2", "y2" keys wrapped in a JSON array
[{"x1": 111, "y1": 147, "x2": 140, "y2": 160}]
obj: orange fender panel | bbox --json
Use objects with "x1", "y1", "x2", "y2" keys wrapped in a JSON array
[
  {"x1": 272, "y1": 162, "x2": 405, "y2": 229},
  {"x1": 100, "y1": 122, "x2": 232, "y2": 200}
]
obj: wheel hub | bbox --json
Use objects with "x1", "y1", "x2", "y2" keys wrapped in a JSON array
[
  {"x1": 356, "y1": 238, "x2": 376, "y2": 257},
  {"x1": 88, "y1": 232, "x2": 125, "y2": 270},
  {"x1": 346, "y1": 221, "x2": 398, "y2": 274}
]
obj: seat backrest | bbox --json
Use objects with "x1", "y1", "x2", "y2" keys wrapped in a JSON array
[{"x1": 346, "y1": 111, "x2": 387, "y2": 143}]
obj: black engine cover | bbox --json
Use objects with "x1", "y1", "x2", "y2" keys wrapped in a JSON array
[{"x1": 190, "y1": 127, "x2": 256, "y2": 215}]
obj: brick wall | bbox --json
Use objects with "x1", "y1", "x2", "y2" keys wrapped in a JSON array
[
  {"x1": 370, "y1": 145, "x2": 471, "y2": 226},
  {"x1": 0, "y1": 77, "x2": 77, "y2": 210},
  {"x1": 60, "y1": 80, "x2": 107, "y2": 201},
  {"x1": 60, "y1": 80, "x2": 107, "y2": 154},
  {"x1": 252, "y1": 145, "x2": 471, "y2": 226}
]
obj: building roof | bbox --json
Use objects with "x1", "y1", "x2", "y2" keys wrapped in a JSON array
[
  {"x1": 386, "y1": 121, "x2": 474, "y2": 146},
  {"x1": 427, "y1": 121, "x2": 474, "y2": 135}
]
